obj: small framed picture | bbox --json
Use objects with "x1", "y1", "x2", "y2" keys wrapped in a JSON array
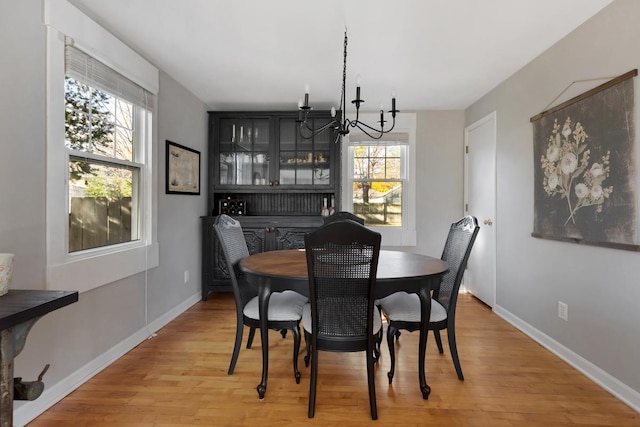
[{"x1": 166, "y1": 140, "x2": 200, "y2": 195}]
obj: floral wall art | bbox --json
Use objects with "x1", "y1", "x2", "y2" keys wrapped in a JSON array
[{"x1": 531, "y1": 70, "x2": 639, "y2": 250}]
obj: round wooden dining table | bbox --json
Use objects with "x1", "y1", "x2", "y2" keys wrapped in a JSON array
[{"x1": 240, "y1": 248, "x2": 447, "y2": 400}]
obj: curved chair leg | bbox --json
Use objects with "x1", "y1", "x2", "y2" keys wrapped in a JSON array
[
  {"x1": 246, "y1": 326, "x2": 256, "y2": 349},
  {"x1": 292, "y1": 325, "x2": 301, "y2": 384},
  {"x1": 447, "y1": 325, "x2": 464, "y2": 380},
  {"x1": 308, "y1": 345, "x2": 318, "y2": 418},
  {"x1": 304, "y1": 330, "x2": 311, "y2": 367},
  {"x1": 228, "y1": 322, "x2": 244, "y2": 375},
  {"x1": 386, "y1": 324, "x2": 397, "y2": 384},
  {"x1": 374, "y1": 307, "x2": 383, "y2": 361},
  {"x1": 366, "y1": 341, "x2": 378, "y2": 420},
  {"x1": 433, "y1": 329, "x2": 444, "y2": 354}
]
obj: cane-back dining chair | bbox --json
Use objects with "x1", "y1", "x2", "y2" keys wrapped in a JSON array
[
  {"x1": 213, "y1": 214, "x2": 308, "y2": 383},
  {"x1": 378, "y1": 215, "x2": 480, "y2": 383},
  {"x1": 302, "y1": 219, "x2": 382, "y2": 419},
  {"x1": 322, "y1": 211, "x2": 365, "y2": 225}
]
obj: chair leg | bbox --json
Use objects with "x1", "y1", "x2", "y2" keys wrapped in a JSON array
[
  {"x1": 228, "y1": 321, "x2": 244, "y2": 375},
  {"x1": 308, "y1": 345, "x2": 318, "y2": 418},
  {"x1": 433, "y1": 329, "x2": 444, "y2": 354},
  {"x1": 246, "y1": 326, "x2": 256, "y2": 349},
  {"x1": 292, "y1": 325, "x2": 301, "y2": 384},
  {"x1": 386, "y1": 324, "x2": 397, "y2": 384},
  {"x1": 447, "y1": 325, "x2": 464, "y2": 380},
  {"x1": 304, "y1": 330, "x2": 311, "y2": 367},
  {"x1": 366, "y1": 341, "x2": 378, "y2": 420},
  {"x1": 374, "y1": 307, "x2": 383, "y2": 361}
]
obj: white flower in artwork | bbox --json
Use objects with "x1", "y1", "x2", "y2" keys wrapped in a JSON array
[
  {"x1": 591, "y1": 184, "x2": 603, "y2": 200},
  {"x1": 548, "y1": 173, "x2": 559, "y2": 190},
  {"x1": 547, "y1": 145, "x2": 560, "y2": 162},
  {"x1": 560, "y1": 152, "x2": 578, "y2": 175},
  {"x1": 590, "y1": 162, "x2": 604, "y2": 177},
  {"x1": 575, "y1": 183, "x2": 589, "y2": 199}
]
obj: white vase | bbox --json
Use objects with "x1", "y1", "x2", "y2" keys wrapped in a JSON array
[{"x1": 0, "y1": 253, "x2": 14, "y2": 296}]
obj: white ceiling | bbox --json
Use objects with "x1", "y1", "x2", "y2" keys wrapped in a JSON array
[{"x1": 68, "y1": 0, "x2": 613, "y2": 112}]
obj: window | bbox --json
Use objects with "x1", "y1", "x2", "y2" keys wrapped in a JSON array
[
  {"x1": 46, "y1": 0, "x2": 159, "y2": 292},
  {"x1": 350, "y1": 143, "x2": 406, "y2": 226},
  {"x1": 64, "y1": 45, "x2": 152, "y2": 252},
  {"x1": 342, "y1": 113, "x2": 416, "y2": 246}
]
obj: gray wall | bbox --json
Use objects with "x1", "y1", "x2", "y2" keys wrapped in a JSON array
[
  {"x1": 1, "y1": 1, "x2": 208, "y2": 422},
  {"x1": 414, "y1": 111, "x2": 465, "y2": 256},
  {"x1": 466, "y1": 0, "x2": 640, "y2": 396}
]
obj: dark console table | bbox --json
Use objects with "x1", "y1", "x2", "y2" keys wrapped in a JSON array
[{"x1": 0, "y1": 290, "x2": 79, "y2": 427}]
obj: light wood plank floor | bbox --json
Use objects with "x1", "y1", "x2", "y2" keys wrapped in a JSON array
[{"x1": 29, "y1": 293, "x2": 638, "y2": 426}]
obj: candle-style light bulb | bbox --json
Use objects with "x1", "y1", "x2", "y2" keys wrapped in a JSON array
[
  {"x1": 391, "y1": 89, "x2": 397, "y2": 115},
  {"x1": 304, "y1": 84, "x2": 310, "y2": 107},
  {"x1": 331, "y1": 106, "x2": 336, "y2": 117}
]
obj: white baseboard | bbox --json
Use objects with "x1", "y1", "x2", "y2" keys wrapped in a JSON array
[
  {"x1": 493, "y1": 303, "x2": 640, "y2": 414},
  {"x1": 13, "y1": 291, "x2": 201, "y2": 427}
]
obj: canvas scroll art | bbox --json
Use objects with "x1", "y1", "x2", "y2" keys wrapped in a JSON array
[{"x1": 531, "y1": 69, "x2": 639, "y2": 251}]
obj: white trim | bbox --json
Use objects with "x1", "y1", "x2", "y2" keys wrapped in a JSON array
[
  {"x1": 13, "y1": 292, "x2": 201, "y2": 427},
  {"x1": 341, "y1": 112, "x2": 417, "y2": 246},
  {"x1": 463, "y1": 111, "x2": 497, "y2": 306},
  {"x1": 44, "y1": 4, "x2": 159, "y2": 292},
  {"x1": 493, "y1": 304, "x2": 640, "y2": 413},
  {"x1": 44, "y1": 0, "x2": 159, "y2": 94},
  {"x1": 49, "y1": 243, "x2": 159, "y2": 293}
]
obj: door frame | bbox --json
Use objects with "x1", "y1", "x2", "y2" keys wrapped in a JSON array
[{"x1": 463, "y1": 111, "x2": 497, "y2": 307}]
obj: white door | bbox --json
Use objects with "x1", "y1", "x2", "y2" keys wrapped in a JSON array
[{"x1": 463, "y1": 112, "x2": 497, "y2": 307}]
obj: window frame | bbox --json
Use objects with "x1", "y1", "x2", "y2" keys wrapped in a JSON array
[
  {"x1": 45, "y1": 0, "x2": 159, "y2": 293},
  {"x1": 342, "y1": 113, "x2": 417, "y2": 246}
]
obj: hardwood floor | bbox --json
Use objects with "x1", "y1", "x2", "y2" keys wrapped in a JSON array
[{"x1": 29, "y1": 293, "x2": 638, "y2": 426}]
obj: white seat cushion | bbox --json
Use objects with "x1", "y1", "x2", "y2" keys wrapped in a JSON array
[
  {"x1": 302, "y1": 302, "x2": 382, "y2": 334},
  {"x1": 243, "y1": 290, "x2": 307, "y2": 321},
  {"x1": 378, "y1": 292, "x2": 447, "y2": 323}
]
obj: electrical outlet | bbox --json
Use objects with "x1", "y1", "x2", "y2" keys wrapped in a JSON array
[
  {"x1": 184, "y1": 270, "x2": 190, "y2": 284},
  {"x1": 558, "y1": 301, "x2": 568, "y2": 321}
]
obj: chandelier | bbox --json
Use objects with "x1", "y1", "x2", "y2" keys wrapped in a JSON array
[{"x1": 297, "y1": 29, "x2": 398, "y2": 142}]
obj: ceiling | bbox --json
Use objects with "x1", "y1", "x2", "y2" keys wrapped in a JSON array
[{"x1": 68, "y1": 0, "x2": 613, "y2": 112}]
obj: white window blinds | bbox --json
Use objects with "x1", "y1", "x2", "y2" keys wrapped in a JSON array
[{"x1": 65, "y1": 42, "x2": 155, "y2": 110}]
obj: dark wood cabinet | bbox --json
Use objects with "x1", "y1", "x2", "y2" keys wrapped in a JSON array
[
  {"x1": 208, "y1": 111, "x2": 341, "y2": 215},
  {"x1": 202, "y1": 110, "x2": 341, "y2": 299},
  {"x1": 201, "y1": 215, "x2": 323, "y2": 300}
]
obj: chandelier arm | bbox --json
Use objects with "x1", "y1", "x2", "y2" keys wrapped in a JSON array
[
  {"x1": 299, "y1": 119, "x2": 340, "y2": 139},
  {"x1": 349, "y1": 116, "x2": 397, "y2": 140},
  {"x1": 350, "y1": 122, "x2": 384, "y2": 140}
]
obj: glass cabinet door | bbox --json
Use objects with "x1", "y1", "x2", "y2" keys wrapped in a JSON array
[
  {"x1": 278, "y1": 117, "x2": 333, "y2": 186},
  {"x1": 218, "y1": 118, "x2": 270, "y2": 186}
]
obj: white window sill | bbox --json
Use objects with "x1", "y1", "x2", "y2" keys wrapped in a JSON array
[{"x1": 48, "y1": 242, "x2": 159, "y2": 293}]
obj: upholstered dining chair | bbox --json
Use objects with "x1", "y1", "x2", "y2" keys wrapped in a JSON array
[
  {"x1": 302, "y1": 219, "x2": 382, "y2": 419},
  {"x1": 213, "y1": 214, "x2": 308, "y2": 383},
  {"x1": 322, "y1": 211, "x2": 365, "y2": 225},
  {"x1": 377, "y1": 215, "x2": 480, "y2": 383}
]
